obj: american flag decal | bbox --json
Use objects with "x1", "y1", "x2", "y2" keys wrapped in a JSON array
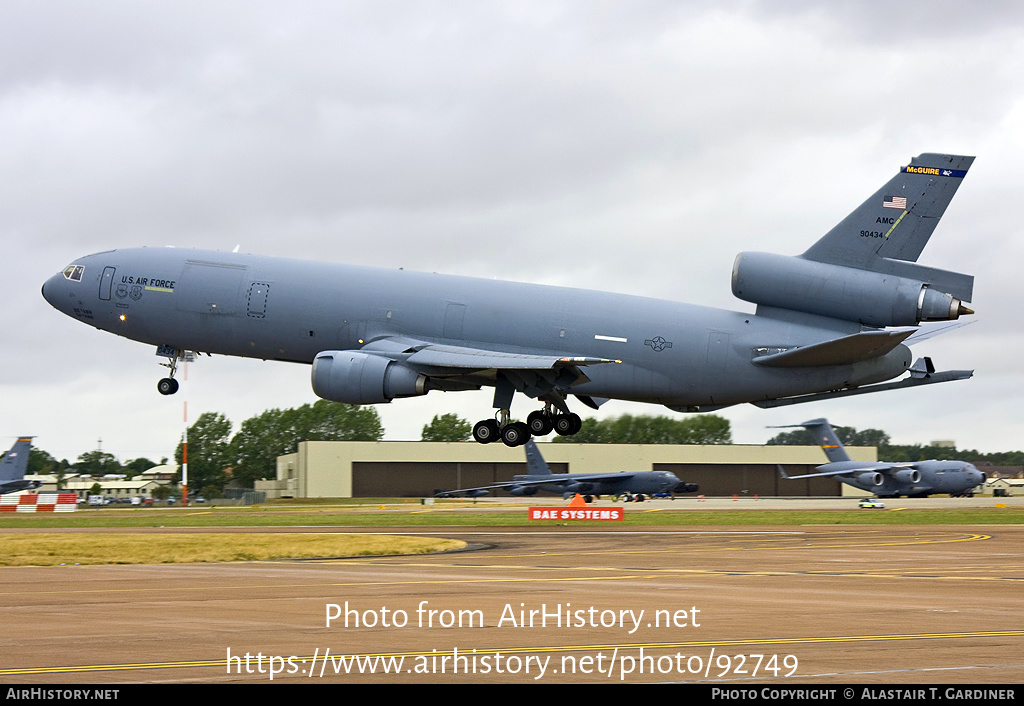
[{"x1": 883, "y1": 195, "x2": 907, "y2": 210}]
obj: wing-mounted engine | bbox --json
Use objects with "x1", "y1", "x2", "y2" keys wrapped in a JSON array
[
  {"x1": 311, "y1": 350, "x2": 427, "y2": 404},
  {"x1": 507, "y1": 485, "x2": 539, "y2": 496},
  {"x1": 731, "y1": 252, "x2": 973, "y2": 327},
  {"x1": 856, "y1": 471, "x2": 885, "y2": 487},
  {"x1": 893, "y1": 468, "x2": 921, "y2": 484}
]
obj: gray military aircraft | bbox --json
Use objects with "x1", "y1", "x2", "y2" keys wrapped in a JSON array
[
  {"x1": 776, "y1": 418, "x2": 986, "y2": 498},
  {"x1": 42, "y1": 153, "x2": 976, "y2": 446},
  {"x1": 435, "y1": 439, "x2": 693, "y2": 502},
  {"x1": 0, "y1": 437, "x2": 39, "y2": 495}
]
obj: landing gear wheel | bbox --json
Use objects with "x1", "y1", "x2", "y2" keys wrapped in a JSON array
[
  {"x1": 527, "y1": 411, "x2": 553, "y2": 436},
  {"x1": 157, "y1": 378, "x2": 179, "y2": 396},
  {"x1": 501, "y1": 421, "x2": 531, "y2": 447},
  {"x1": 473, "y1": 419, "x2": 500, "y2": 444},
  {"x1": 553, "y1": 413, "x2": 582, "y2": 436}
]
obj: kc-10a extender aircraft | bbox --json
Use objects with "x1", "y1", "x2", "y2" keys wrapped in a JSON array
[
  {"x1": 42, "y1": 153, "x2": 976, "y2": 446},
  {"x1": 776, "y1": 418, "x2": 986, "y2": 498}
]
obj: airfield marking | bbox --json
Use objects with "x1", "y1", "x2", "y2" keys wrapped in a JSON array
[
  {"x1": 0, "y1": 573, "x2": 658, "y2": 599},
  {"x1": 348, "y1": 531, "x2": 990, "y2": 562},
  {"x1": 3, "y1": 629, "x2": 1022, "y2": 677},
  {"x1": 331, "y1": 559, "x2": 1022, "y2": 583},
  {"x1": 7, "y1": 556, "x2": 1015, "y2": 601}
]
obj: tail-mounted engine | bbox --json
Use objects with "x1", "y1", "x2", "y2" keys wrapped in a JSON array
[{"x1": 732, "y1": 252, "x2": 973, "y2": 327}]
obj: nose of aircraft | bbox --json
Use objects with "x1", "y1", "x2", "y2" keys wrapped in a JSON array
[
  {"x1": 41, "y1": 270, "x2": 75, "y2": 314},
  {"x1": 41, "y1": 272, "x2": 62, "y2": 308}
]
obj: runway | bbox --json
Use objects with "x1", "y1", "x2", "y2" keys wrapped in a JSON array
[{"x1": 1, "y1": 524, "x2": 1022, "y2": 684}]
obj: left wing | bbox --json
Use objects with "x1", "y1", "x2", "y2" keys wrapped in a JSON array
[
  {"x1": 363, "y1": 336, "x2": 618, "y2": 372},
  {"x1": 312, "y1": 335, "x2": 621, "y2": 407},
  {"x1": 364, "y1": 336, "x2": 620, "y2": 402},
  {"x1": 777, "y1": 463, "x2": 913, "y2": 480}
]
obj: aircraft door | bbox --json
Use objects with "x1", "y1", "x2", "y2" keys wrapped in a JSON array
[
  {"x1": 706, "y1": 330, "x2": 732, "y2": 369},
  {"x1": 247, "y1": 282, "x2": 270, "y2": 318},
  {"x1": 443, "y1": 302, "x2": 466, "y2": 339},
  {"x1": 99, "y1": 267, "x2": 116, "y2": 301}
]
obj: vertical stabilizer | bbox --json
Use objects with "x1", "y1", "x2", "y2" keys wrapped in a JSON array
[
  {"x1": 798, "y1": 419, "x2": 851, "y2": 463},
  {"x1": 0, "y1": 437, "x2": 34, "y2": 485},
  {"x1": 523, "y1": 440, "x2": 553, "y2": 476},
  {"x1": 802, "y1": 153, "x2": 974, "y2": 268}
]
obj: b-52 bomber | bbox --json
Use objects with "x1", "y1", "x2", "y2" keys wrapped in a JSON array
[
  {"x1": 435, "y1": 439, "x2": 693, "y2": 502},
  {"x1": 776, "y1": 418, "x2": 986, "y2": 498},
  {"x1": 42, "y1": 153, "x2": 976, "y2": 446}
]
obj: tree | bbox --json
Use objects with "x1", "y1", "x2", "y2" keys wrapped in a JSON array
[
  {"x1": 766, "y1": 425, "x2": 890, "y2": 449},
  {"x1": 122, "y1": 457, "x2": 156, "y2": 479},
  {"x1": 175, "y1": 412, "x2": 233, "y2": 496},
  {"x1": 151, "y1": 484, "x2": 172, "y2": 502},
  {"x1": 229, "y1": 401, "x2": 384, "y2": 487},
  {"x1": 74, "y1": 450, "x2": 121, "y2": 476},
  {"x1": 421, "y1": 414, "x2": 472, "y2": 442},
  {"x1": 26, "y1": 448, "x2": 59, "y2": 475},
  {"x1": 552, "y1": 413, "x2": 731, "y2": 444}
]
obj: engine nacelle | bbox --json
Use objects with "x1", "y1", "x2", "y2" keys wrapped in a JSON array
[
  {"x1": 732, "y1": 252, "x2": 971, "y2": 326},
  {"x1": 508, "y1": 485, "x2": 539, "y2": 497},
  {"x1": 856, "y1": 471, "x2": 885, "y2": 487},
  {"x1": 311, "y1": 351, "x2": 427, "y2": 405},
  {"x1": 893, "y1": 469, "x2": 921, "y2": 484}
]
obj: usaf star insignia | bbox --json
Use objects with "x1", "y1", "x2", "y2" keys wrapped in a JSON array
[{"x1": 644, "y1": 336, "x2": 673, "y2": 352}]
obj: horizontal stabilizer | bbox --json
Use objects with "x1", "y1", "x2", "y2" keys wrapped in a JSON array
[
  {"x1": 752, "y1": 367, "x2": 972, "y2": 408},
  {"x1": 752, "y1": 329, "x2": 915, "y2": 368}
]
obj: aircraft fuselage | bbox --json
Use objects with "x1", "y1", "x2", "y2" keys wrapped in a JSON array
[
  {"x1": 510, "y1": 470, "x2": 681, "y2": 497},
  {"x1": 820, "y1": 459, "x2": 985, "y2": 498},
  {"x1": 41, "y1": 247, "x2": 910, "y2": 411}
]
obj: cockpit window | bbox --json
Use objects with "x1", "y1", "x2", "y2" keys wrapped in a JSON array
[{"x1": 63, "y1": 265, "x2": 84, "y2": 282}]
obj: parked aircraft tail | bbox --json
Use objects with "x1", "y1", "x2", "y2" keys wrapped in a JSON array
[
  {"x1": 0, "y1": 437, "x2": 37, "y2": 494},
  {"x1": 732, "y1": 153, "x2": 974, "y2": 327},
  {"x1": 771, "y1": 420, "x2": 851, "y2": 464},
  {"x1": 523, "y1": 440, "x2": 553, "y2": 476}
]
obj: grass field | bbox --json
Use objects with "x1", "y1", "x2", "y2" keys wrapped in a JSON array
[
  {"x1": 0, "y1": 532, "x2": 466, "y2": 566},
  {"x1": 1, "y1": 500, "x2": 1017, "y2": 565},
  {"x1": 0, "y1": 503, "x2": 1020, "y2": 528}
]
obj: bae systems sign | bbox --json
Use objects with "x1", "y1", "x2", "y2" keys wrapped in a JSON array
[{"x1": 528, "y1": 507, "x2": 623, "y2": 521}]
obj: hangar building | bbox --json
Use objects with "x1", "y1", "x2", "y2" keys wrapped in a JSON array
[{"x1": 262, "y1": 441, "x2": 877, "y2": 499}]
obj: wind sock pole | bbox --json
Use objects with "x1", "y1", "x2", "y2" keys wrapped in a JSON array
[{"x1": 181, "y1": 357, "x2": 188, "y2": 506}]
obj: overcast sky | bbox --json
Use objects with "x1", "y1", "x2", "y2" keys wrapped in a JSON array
[{"x1": 3, "y1": 1, "x2": 1022, "y2": 464}]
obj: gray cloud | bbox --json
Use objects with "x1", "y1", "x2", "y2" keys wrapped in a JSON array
[{"x1": 3, "y1": 1, "x2": 1021, "y2": 461}]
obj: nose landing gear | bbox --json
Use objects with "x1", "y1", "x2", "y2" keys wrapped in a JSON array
[{"x1": 156, "y1": 345, "x2": 191, "y2": 396}]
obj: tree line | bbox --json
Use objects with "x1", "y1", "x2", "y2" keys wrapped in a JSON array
[
  {"x1": 11, "y1": 411, "x2": 1018, "y2": 498},
  {"x1": 767, "y1": 424, "x2": 1024, "y2": 466}
]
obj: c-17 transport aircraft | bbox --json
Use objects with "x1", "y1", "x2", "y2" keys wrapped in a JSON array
[
  {"x1": 0, "y1": 437, "x2": 39, "y2": 495},
  {"x1": 435, "y1": 439, "x2": 694, "y2": 502},
  {"x1": 776, "y1": 418, "x2": 986, "y2": 498},
  {"x1": 42, "y1": 153, "x2": 976, "y2": 446}
]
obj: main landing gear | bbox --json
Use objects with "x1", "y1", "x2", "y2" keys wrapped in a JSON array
[{"x1": 472, "y1": 405, "x2": 582, "y2": 447}]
